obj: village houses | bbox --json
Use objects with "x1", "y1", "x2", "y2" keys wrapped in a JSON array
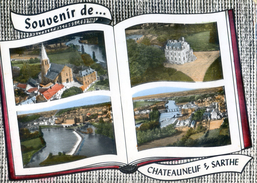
[{"x1": 14, "y1": 44, "x2": 98, "y2": 105}]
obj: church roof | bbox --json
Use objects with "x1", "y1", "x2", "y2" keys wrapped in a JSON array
[{"x1": 45, "y1": 63, "x2": 65, "y2": 80}]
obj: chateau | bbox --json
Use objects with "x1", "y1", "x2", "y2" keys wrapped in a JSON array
[{"x1": 164, "y1": 37, "x2": 196, "y2": 64}]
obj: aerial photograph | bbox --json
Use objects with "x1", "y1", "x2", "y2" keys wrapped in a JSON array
[
  {"x1": 11, "y1": 31, "x2": 109, "y2": 105},
  {"x1": 133, "y1": 86, "x2": 230, "y2": 151},
  {"x1": 17, "y1": 97, "x2": 116, "y2": 167},
  {"x1": 126, "y1": 22, "x2": 223, "y2": 86}
]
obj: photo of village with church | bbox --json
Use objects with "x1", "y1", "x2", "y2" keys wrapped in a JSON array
[
  {"x1": 126, "y1": 22, "x2": 222, "y2": 86},
  {"x1": 133, "y1": 86, "x2": 230, "y2": 150},
  {"x1": 11, "y1": 31, "x2": 109, "y2": 105}
]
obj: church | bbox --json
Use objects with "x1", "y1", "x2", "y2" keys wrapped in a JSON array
[
  {"x1": 40, "y1": 44, "x2": 73, "y2": 85},
  {"x1": 164, "y1": 37, "x2": 197, "y2": 64}
]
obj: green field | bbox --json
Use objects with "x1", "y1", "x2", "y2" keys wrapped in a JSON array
[
  {"x1": 184, "y1": 31, "x2": 220, "y2": 51},
  {"x1": 190, "y1": 132, "x2": 205, "y2": 140},
  {"x1": 203, "y1": 56, "x2": 223, "y2": 81},
  {"x1": 39, "y1": 154, "x2": 86, "y2": 166},
  {"x1": 133, "y1": 101, "x2": 157, "y2": 109},
  {"x1": 48, "y1": 50, "x2": 82, "y2": 65},
  {"x1": 21, "y1": 137, "x2": 45, "y2": 165}
]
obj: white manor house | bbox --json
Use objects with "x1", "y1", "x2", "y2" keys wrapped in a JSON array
[{"x1": 164, "y1": 37, "x2": 197, "y2": 64}]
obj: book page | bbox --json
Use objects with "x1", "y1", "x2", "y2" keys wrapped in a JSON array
[
  {"x1": 114, "y1": 12, "x2": 244, "y2": 164},
  {"x1": 0, "y1": 24, "x2": 127, "y2": 176}
]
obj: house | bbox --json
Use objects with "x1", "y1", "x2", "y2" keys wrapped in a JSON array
[
  {"x1": 164, "y1": 37, "x2": 196, "y2": 64},
  {"x1": 76, "y1": 67, "x2": 97, "y2": 91},
  {"x1": 62, "y1": 118, "x2": 75, "y2": 127},
  {"x1": 181, "y1": 102, "x2": 198, "y2": 114},
  {"x1": 19, "y1": 96, "x2": 37, "y2": 105},
  {"x1": 39, "y1": 83, "x2": 65, "y2": 101},
  {"x1": 16, "y1": 83, "x2": 27, "y2": 90},
  {"x1": 211, "y1": 109, "x2": 221, "y2": 120},
  {"x1": 40, "y1": 44, "x2": 73, "y2": 85}
]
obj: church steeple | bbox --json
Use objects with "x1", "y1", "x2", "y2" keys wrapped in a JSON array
[
  {"x1": 41, "y1": 44, "x2": 50, "y2": 83},
  {"x1": 41, "y1": 44, "x2": 49, "y2": 64}
]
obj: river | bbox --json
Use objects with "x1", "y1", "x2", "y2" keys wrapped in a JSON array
[
  {"x1": 26, "y1": 128, "x2": 116, "y2": 167},
  {"x1": 126, "y1": 34, "x2": 143, "y2": 40},
  {"x1": 66, "y1": 37, "x2": 106, "y2": 63}
]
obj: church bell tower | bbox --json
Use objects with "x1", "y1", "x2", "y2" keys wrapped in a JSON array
[{"x1": 41, "y1": 44, "x2": 50, "y2": 83}]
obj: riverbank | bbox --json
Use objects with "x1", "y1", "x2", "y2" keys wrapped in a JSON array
[{"x1": 66, "y1": 130, "x2": 83, "y2": 155}]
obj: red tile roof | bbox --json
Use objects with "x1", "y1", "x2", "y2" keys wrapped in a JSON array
[
  {"x1": 27, "y1": 87, "x2": 38, "y2": 93},
  {"x1": 41, "y1": 84, "x2": 64, "y2": 100},
  {"x1": 17, "y1": 83, "x2": 27, "y2": 89},
  {"x1": 38, "y1": 88, "x2": 48, "y2": 93}
]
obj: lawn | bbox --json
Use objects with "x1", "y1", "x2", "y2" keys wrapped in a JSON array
[
  {"x1": 131, "y1": 65, "x2": 194, "y2": 86},
  {"x1": 133, "y1": 101, "x2": 157, "y2": 109},
  {"x1": 39, "y1": 154, "x2": 87, "y2": 166},
  {"x1": 203, "y1": 56, "x2": 223, "y2": 81},
  {"x1": 190, "y1": 132, "x2": 205, "y2": 140},
  {"x1": 21, "y1": 137, "x2": 45, "y2": 165},
  {"x1": 184, "y1": 31, "x2": 220, "y2": 51},
  {"x1": 48, "y1": 50, "x2": 82, "y2": 65},
  {"x1": 21, "y1": 137, "x2": 43, "y2": 149}
]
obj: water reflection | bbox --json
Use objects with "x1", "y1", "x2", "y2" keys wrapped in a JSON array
[{"x1": 66, "y1": 37, "x2": 106, "y2": 63}]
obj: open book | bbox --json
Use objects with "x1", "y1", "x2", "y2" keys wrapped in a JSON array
[{"x1": 0, "y1": 6, "x2": 251, "y2": 179}]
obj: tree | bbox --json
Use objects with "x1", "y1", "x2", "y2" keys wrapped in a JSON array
[
  {"x1": 191, "y1": 108, "x2": 205, "y2": 122},
  {"x1": 38, "y1": 126, "x2": 43, "y2": 136},
  {"x1": 81, "y1": 53, "x2": 94, "y2": 66},
  {"x1": 140, "y1": 36, "x2": 151, "y2": 46},
  {"x1": 11, "y1": 47, "x2": 26, "y2": 56},
  {"x1": 81, "y1": 45, "x2": 85, "y2": 54},
  {"x1": 48, "y1": 153, "x2": 53, "y2": 159},
  {"x1": 86, "y1": 127, "x2": 93, "y2": 134},
  {"x1": 126, "y1": 39, "x2": 166, "y2": 85},
  {"x1": 61, "y1": 87, "x2": 83, "y2": 98},
  {"x1": 209, "y1": 23, "x2": 219, "y2": 44},
  {"x1": 149, "y1": 107, "x2": 159, "y2": 121},
  {"x1": 92, "y1": 51, "x2": 96, "y2": 61}
]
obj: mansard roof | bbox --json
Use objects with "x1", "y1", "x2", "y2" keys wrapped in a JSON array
[
  {"x1": 166, "y1": 41, "x2": 182, "y2": 50},
  {"x1": 166, "y1": 37, "x2": 187, "y2": 50},
  {"x1": 79, "y1": 67, "x2": 95, "y2": 77}
]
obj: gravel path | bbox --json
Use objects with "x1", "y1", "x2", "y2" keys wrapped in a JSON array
[{"x1": 164, "y1": 51, "x2": 220, "y2": 82}]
